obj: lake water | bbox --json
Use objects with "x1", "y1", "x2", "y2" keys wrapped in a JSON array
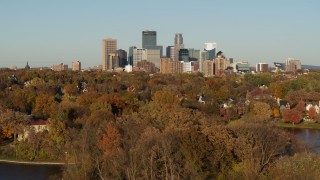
[
  {"x1": 288, "y1": 128, "x2": 320, "y2": 153},
  {"x1": 0, "y1": 162, "x2": 62, "y2": 180}
]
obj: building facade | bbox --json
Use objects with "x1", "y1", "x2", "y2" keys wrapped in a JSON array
[
  {"x1": 188, "y1": 48, "x2": 200, "y2": 61},
  {"x1": 52, "y1": 63, "x2": 68, "y2": 71},
  {"x1": 203, "y1": 60, "x2": 215, "y2": 77},
  {"x1": 72, "y1": 61, "x2": 81, "y2": 71},
  {"x1": 285, "y1": 58, "x2": 301, "y2": 72},
  {"x1": 256, "y1": 63, "x2": 269, "y2": 73},
  {"x1": 137, "y1": 60, "x2": 157, "y2": 73},
  {"x1": 214, "y1": 52, "x2": 230, "y2": 76},
  {"x1": 174, "y1": 33, "x2": 184, "y2": 61},
  {"x1": 133, "y1": 48, "x2": 147, "y2": 67},
  {"x1": 116, "y1": 49, "x2": 128, "y2": 68},
  {"x1": 102, "y1": 38, "x2": 117, "y2": 71},
  {"x1": 160, "y1": 58, "x2": 183, "y2": 74},
  {"x1": 142, "y1": 30, "x2": 163, "y2": 56},
  {"x1": 179, "y1": 49, "x2": 189, "y2": 62}
]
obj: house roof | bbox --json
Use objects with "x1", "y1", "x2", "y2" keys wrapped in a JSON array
[{"x1": 31, "y1": 120, "x2": 47, "y2": 125}]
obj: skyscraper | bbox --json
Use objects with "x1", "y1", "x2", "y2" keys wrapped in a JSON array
[
  {"x1": 142, "y1": 30, "x2": 163, "y2": 56},
  {"x1": 116, "y1": 49, "x2": 128, "y2": 68},
  {"x1": 175, "y1": 33, "x2": 183, "y2": 45},
  {"x1": 166, "y1": 46, "x2": 175, "y2": 59},
  {"x1": 142, "y1": 31, "x2": 157, "y2": 48},
  {"x1": 179, "y1": 49, "x2": 189, "y2": 62},
  {"x1": 204, "y1": 43, "x2": 217, "y2": 60},
  {"x1": 174, "y1": 33, "x2": 184, "y2": 61},
  {"x1": 102, "y1": 38, "x2": 117, "y2": 71}
]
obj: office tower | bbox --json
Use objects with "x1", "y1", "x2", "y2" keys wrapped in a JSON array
[
  {"x1": 214, "y1": 51, "x2": 230, "y2": 76},
  {"x1": 72, "y1": 60, "x2": 81, "y2": 71},
  {"x1": 188, "y1": 48, "x2": 200, "y2": 61},
  {"x1": 229, "y1": 58, "x2": 234, "y2": 64},
  {"x1": 199, "y1": 50, "x2": 208, "y2": 73},
  {"x1": 204, "y1": 43, "x2": 217, "y2": 60},
  {"x1": 102, "y1": 38, "x2": 117, "y2": 71},
  {"x1": 52, "y1": 63, "x2": 68, "y2": 71},
  {"x1": 128, "y1": 46, "x2": 136, "y2": 66},
  {"x1": 146, "y1": 49, "x2": 161, "y2": 68},
  {"x1": 174, "y1": 33, "x2": 184, "y2": 61},
  {"x1": 142, "y1": 30, "x2": 163, "y2": 56},
  {"x1": 256, "y1": 63, "x2": 269, "y2": 73},
  {"x1": 166, "y1": 46, "x2": 175, "y2": 59},
  {"x1": 179, "y1": 49, "x2": 189, "y2": 62},
  {"x1": 132, "y1": 48, "x2": 147, "y2": 67},
  {"x1": 285, "y1": 58, "x2": 301, "y2": 72},
  {"x1": 116, "y1": 49, "x2": 128, "y2": 68},
  {"x1": 142, "y1": 31, "x2": 157, "y2": 48},
  {"x1": 175, "y1": 33, "x2": 183, "y2": 45}
]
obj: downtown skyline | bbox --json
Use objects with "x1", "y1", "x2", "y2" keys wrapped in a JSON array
[{"x1": 1, "y1": 0, "x2": 319, "y2": 68}]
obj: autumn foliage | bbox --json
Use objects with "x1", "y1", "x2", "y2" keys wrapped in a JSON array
[{"x1": 282, "y1": 109, "x2": 302, "y2": 124}]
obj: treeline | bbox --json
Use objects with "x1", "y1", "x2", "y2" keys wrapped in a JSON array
[{"x1": 1, "y1": 69, "x2": 320, "y2": 179}]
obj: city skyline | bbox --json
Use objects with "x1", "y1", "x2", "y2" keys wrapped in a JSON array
[{"x1": 1, "y1": 0, "x2": 320, "y2": 68}]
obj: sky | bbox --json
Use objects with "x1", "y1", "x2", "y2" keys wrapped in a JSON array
[{"x1": 0, "y1": 0, "x2": 319, "y2": 68}]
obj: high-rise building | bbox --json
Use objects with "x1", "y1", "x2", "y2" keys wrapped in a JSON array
[
  {"x1": 179, "y1": 49, "x2": 189, "y2": 62},
  {"x1": 285, "y1": 58, "x2": 301, "y2": 72},
  {"x1": 175, "y1": 33, "x2": 183, "y2": 45},
  {"x1": 160, "y1": 58, "x2": 183, "y2": 74},
  {"x1": 142, "y1": 30, "x2": 163, "y2": 56},
  {"x1": 142, "y1": 31, "x2": 157, "y2": 48},
  {"x1": 166, "y1": 46, "x2": 175, "y2": 59},
  {"x1": 256, "y1": 63, "x2": 269, "y2": 73},
  {"x1": 133, "y1": 48, "x2": 147, "y2": 67},
  {"x1": 146, "y1": 49, "x2": 161, "y2": 68},
  {"x1": 116, "y1": 49, "x2": 128, "y2": 68},
  {"x1": 128, "y1": 46, "x2": 136, "y2": 66},
  {"x1": 188, "y1": 48, "x2": 200, "y2": 61},
  {"x1": 203, "y1": 60, "x2": 215, "y2": 77},
  {"x1": 102, "y1": 38, "x2": 117, "y2": 71},
  {"x1": 204, "y1": 43, "x2": 217, "y2": 60},
  {"x1": 214, "y1": 51, "x2": 230, "y2": 76},
  {"x1": 72, "y1": 60, "x2": 81, "y2": 71},
  {"x1": 174, "y1": 33, "x2": 184, "y2": 61}
]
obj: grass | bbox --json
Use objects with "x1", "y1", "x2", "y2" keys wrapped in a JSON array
[{"x1": 274, "y1": 121, "x2": 320, "y2": 130}]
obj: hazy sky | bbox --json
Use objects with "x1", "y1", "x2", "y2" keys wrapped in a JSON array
[{"x1": 1, "y1": 0, "x2": 319, "y2": 68}]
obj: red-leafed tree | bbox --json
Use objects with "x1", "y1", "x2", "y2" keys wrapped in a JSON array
[
  {"x1": 282, "y1": 109, "x2": 302, "y2": 124},
  {"x1": 295, "y1": 100, "x2": 306, "y2": 113},
  {"x1": 309, "y1": 106, "x2": 316, "y2": 119}
]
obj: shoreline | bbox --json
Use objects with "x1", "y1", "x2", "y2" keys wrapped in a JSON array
[
  {"x1": 274, "y1": 122, "x2": 320, "y2": 130},
  {"x1": 0, "y1": 159, "x2": 66, "y2": 165}
]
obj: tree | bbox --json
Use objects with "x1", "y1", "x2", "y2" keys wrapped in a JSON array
[
  {"x1": 249, "y1": 101, "x2": 272, "y2": 121},
  {"x1": 282, "y1": 109, "x2": 302, "y2": 124},
  {"x1": 229, "y1": 123, "x2": 293, "y2": 174},
  {"x1": 308, "y1": 106, "x2": 316, "y2": 119}
]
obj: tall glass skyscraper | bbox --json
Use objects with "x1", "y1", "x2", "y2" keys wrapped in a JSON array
[
  {"x1": 142, "y1": 30, "x2": 163, "y2": 56},
  {"x1": 142, "y1": 31, "x2": 157, "y2": 48}
]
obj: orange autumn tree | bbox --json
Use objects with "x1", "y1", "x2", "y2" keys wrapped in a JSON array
[{"x1": 98, "y1": 124, "x2": 121, "y2": 157}]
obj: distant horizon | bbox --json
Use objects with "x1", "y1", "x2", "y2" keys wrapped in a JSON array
[{"x1": 1, "y1": 0, "x2": 319, "y2": 68}]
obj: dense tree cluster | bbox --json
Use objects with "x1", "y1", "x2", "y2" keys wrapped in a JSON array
[{"x1": 1, "y1": 69, "x2": 320, "y2": 179}]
